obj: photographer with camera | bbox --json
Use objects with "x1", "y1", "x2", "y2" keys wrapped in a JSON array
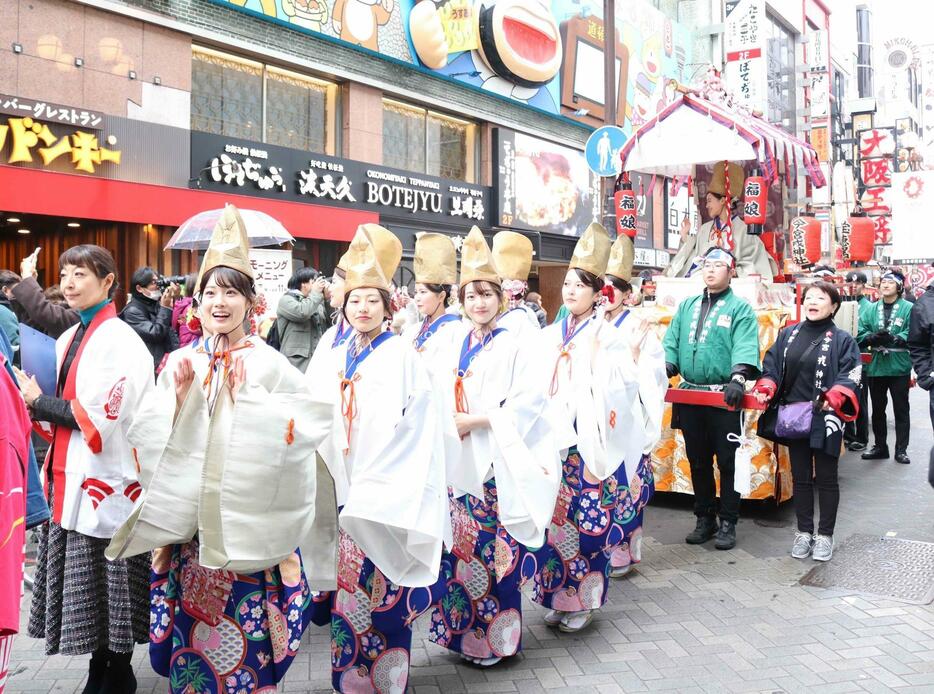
[{"x1": 120, "y1": 266, "x2": 180, "y2": 376}]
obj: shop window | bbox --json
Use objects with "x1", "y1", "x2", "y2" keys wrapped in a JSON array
[
  {"x1": 765, "y1": 14, "x2": 797, "y2": 131},
  {"x1": 266, "y1": 67, "x2": 338, "y2": 153},
  {"x1": 191, "y1": 49, "x2": 263, "y2": 139},
  {"x1": 382, "y1": 99, "x2": 476, "y2": 182},
  {"x1": 191, "y1": 47, "x2": 338, "y2": 155}
]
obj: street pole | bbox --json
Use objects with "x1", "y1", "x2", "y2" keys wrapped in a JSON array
[{"x1": 602, "y1": 0, "x2": 617, "y2": 232}]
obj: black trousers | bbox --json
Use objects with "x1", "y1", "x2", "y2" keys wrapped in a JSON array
[
  {"x1": 868, "y1": 375, "x2": 911, "y2": 454},
  {"x1": 678, "y1": 405, "x2": 742, "y2": 523},
  {"x1": 788, "y1": 440, "x2": 840, "y2": 536},
  {"x1": 844, "y1": 382, "x2": 869, "y2": 446},
  {"x1": 928, "y1": 388, "x2": 934, "y2": 432}
]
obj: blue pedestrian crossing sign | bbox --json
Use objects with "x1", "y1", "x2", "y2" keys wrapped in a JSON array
[{"x1": 585, "y1": 126, "x2": 628, "y2": 178}]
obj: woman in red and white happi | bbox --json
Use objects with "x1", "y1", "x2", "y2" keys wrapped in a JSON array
[
  {"x1": 309, "y1": 225, "x2": 449, "y2": 693},
  {"x1": 531, "y1": 223, "x2": 649, "y2": 633},
  {"x1": 601, "y1": 234, "x2": 667, "y2": 579},
  {"x1": 428, "y1": 227, "x2": 561, "y2": 667},
  {"x1": 16, "y1": 244, "x2": 154, "y2": 692}
]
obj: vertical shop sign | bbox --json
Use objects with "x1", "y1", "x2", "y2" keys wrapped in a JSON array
[
  {"x1": 857, "y1": 128, "x2": 896, "y2": 248},
  {"x1": 724, "y1": 0, "x2": 767, "y2": 114}
]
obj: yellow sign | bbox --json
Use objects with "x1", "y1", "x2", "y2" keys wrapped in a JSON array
[
  {"x1": 0, "y1": 116, "x2": 121, "y2": 174},
  {"x1": 440, "y1": 0, "x2": 478, "y2": 54},
  {"x1": 811, "y1": 126, "x2": 830, "y2": 163}
]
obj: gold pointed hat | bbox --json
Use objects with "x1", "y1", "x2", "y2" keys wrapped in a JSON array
[
  {"x1": 459, "y1": 226, "x2": 500, "y2": 286},
  {"x1": 606, "y1": 233, "x2": 635, "y2": 281},
  {"x1": 569, "y1": 222, "x2": 611, "y2": 277},
  {"x1": 198, "y1": 204, "x2": 254, "y2": 285},
  {"x1": 492, "y1": 231, "x2": 533, "y2": 281},
  {"x1": 414, "y1": 232, "x2": 457, "y2": 284},
  {"x1": 343, "y1": 224, "x2": 403, "y2": 293},
  {"x1": 708, "y1": 161, "x2": 744, "y2": 198}
]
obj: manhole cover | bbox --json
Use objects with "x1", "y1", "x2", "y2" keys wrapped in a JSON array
[{"x1": 800, "y1": 534, "x2": 934, "y2": 604}]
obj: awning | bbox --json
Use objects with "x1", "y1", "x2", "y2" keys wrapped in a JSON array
[
  {"x1": 0, "y1": 165, "x2": 377, "y2": 242},
  {"x1": 618, "y1": 94, "x2": 827, "y2": 188}
]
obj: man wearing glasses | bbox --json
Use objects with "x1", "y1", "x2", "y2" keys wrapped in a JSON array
[{"x1": 662, "y1": 248, "x2": 761, "y2": 550}]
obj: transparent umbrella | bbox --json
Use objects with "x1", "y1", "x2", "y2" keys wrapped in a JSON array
[{"x1": 164, "y1": 207, "x2": 294, "y2": 250}]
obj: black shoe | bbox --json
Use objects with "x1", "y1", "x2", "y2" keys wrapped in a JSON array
[
  {"x1": 82, "y1": 649, "x2": 109, "y2": 694},
  {"x1": 895, "y1": 452, "x2": 911, "y2": 464},
  {"x1": 861, "y1": 446, "x2": 890, "y2": 460},
  {"x1": 714, "y1": 520, "x2": 737, "y2": 550},
  {"x1": 847, "y1": 442, "x2": 867, "y2": 452},
  {"x1": 99, "y1": 651, "x2": 136, "y2": 694},
  {"x1": 685, "y1": 516, "x2": 717, "y2": 544}
]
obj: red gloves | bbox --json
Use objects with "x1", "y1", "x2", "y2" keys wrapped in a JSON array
[{"x1": 751, "y1": 378, "x2": 777, "y2": 401}]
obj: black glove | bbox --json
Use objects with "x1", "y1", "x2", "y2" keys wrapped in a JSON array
[
  {"x1": 917, "y1": 375, "x2": 934, "y2": 391},
  {"x1": 666, "y1": 362, "x2": 679, "y2": 379},
  {"x1": 865, "y1": 331, "x2": 887, "y2": 347},
  {"x1": 877, "y1": 330, "x2": 895, "y2": 346},
  {"x1": 889, "y1": 335, "x2": 908, "y2": 348},
  {"x1": 723, "y1": 379, "x2": 745, "y2": 410}
]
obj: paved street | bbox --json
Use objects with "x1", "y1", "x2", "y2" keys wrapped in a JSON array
[{"x1": 7, "y1": 388, "x2": 934, "y2": 693}]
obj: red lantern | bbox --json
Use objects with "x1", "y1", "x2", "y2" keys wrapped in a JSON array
[
  {"x1": 789, "y1": 214, "x2": 822, "y2": 266},
  {"x1": 743, "y1": 173, "x2": 767, "y2": 234},
  {"x1": 614, "y1": 173, "x2": 637, "y2": 239},
  {"x1": 843, "y1": 207, "x2": 875, "y2": 263}
]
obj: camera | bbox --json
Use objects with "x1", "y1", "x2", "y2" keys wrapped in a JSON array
[{"x1": 156, "y1": 275, "x2": 186, "y2": 290}]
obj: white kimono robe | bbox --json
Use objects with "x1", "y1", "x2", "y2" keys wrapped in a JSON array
[
  {"x1": 313, "y1": 332, "x2": 448, "y2": 588},
  {"x1": 437, "y1": 329, "x2": 562, "y2": 548},
  {"x1": 47, "y1": 305, "x2": 154, "y2": 539},
  {"x1": 543, "y1": 314, "x2": 644, "y2": 481},
  {"x1": 107, "y1": 336, "x2": 338, "y2": 584},
  {"x1": 497, "y1": 304, "x2": 542, "y2": 347}
]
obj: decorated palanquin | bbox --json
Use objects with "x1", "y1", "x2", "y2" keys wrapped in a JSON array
[{"x1": 642, "y1": 303, "x2": 793, "y2": 503}]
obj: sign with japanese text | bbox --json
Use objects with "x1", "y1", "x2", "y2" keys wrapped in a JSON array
[
  {"x1": 857, "y1": 127, "x2": 896, "y2": 249},
  {"x1": 492, "y1": 127, "x2": 600, "y2": 237},
  {"x1": 724, "y1": 0, "x2": 767, "y2": 114},
  {"x1": 809, "y1": 30, "x2": 828, "y2": 72},
  {"x1": 811, "y1": 126, "x2": 830, "y2": 162},
  {"x1": 0, "y1": 114, "x2": 121, "y2": 175},
  {"x1": 191, "y1": 132, "x2": 490, "y2": 228},
  {"x1": 890, "y1": 171, "x2": 934, "y2": 262},
  {"x1": 0, "y1": 94, "x2": 104, "y2": 128},
  {"x1": 249, "y1": 248, "x2": 292, "y2": 324}
]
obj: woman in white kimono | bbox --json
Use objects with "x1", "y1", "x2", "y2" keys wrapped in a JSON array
[
  {"x1": 428, "y1": 228, "x2": 561, "y2": 666},
  {"x1": 602, "y1": 235, "x2": 667, "y2": 579},
  {"x1": 106, "y1": 206, "x2": 338, "y2": 694},
  {"x1": 401, "y1": 232, "x2": 464, "y2": 366},
  {"x1": 310, "y1": 225, "x2": 448, "y2": 694},
  {"x1": 491, "y1": 230, "x2": 542, "y2": 344},
  {"x1": 531, "y1": 223, "x2": 646, "y2": 633},
  {"x1": 16, "y1": 244, "x2": 154, "y2": 692}
]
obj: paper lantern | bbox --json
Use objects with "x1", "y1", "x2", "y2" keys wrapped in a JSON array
[
  {"x1": 789, "y1": 215, "x2": 821, "y2": 266},
  {"x1": 614, "y1": 174, "x2": 637, "y2": 239},
  {"x1": 843, "y1": 209, "x2": 875, "y2": 263},
  {"x1": 743, "y1": 174, "x2": 767, "y2": 234}
]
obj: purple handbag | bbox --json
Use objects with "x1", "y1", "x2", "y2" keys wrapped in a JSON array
[{"x1": 775, "y1": 401, "x2": 814, "y2": 439}]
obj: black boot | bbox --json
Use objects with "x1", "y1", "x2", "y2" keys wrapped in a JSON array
[
  {"x1": 685, "y1": 515, "x2": 717, "y2": 544},
  {"x1": 81, "y1": 648, "x2": 109, "y2": 694},
  {"x1": 714, "y1": 519, "x2": 736, "y2": 550},
  {"x1": 861, "y1": 445, "x2": 890, "y2": 460},
  {"x1": 100, "y1": 650, "x2": 136, "y2": 694}
]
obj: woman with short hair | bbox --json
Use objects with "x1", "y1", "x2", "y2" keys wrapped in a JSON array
[{"x1": 753, "y1": 281, "x2": 861, "y2": 562}]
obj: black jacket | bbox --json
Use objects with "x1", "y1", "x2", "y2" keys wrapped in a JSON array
[
  {"x1": 908, "y1": 284, "x2": 934, "y2": 390},
  {"x1": 120, "y1": 293, "x2": 178, "y2": 371}
]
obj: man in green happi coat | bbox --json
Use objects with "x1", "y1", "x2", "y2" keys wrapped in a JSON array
[
  {"x1": 663, "y1": 248, "x2": 761, "y2": 550},
  {"x1": 858, "y1": 269, "x2": 913, "y2": 464}
]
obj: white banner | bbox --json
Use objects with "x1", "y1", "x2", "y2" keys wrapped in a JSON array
[
  {"x1": 724, "y1": 0, "x2": 768, "y2": 115},
  {"x1": 891, "y1": 171, "x2": 934, "y2": 262},
  {"x1": 249, "y1": 248, "x2": 292, "y2": 324}
]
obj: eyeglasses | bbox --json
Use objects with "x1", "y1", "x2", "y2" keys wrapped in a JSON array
[{"x1": 703, "y1": 261, "x2": 731, "y2": 270}]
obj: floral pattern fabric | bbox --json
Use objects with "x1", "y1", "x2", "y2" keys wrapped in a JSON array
[
  {"x1": 609, "y1": 454, "x2": 655, "y2": 571},
  {"x1": 531, "y1": 448, "x2": 615, "y2": 612},
  {"x1": 429, "y1": 482, "x2": 525, "y2": 660},
  {"x1": 150, "y1": 540, "x2": 311, "y2": 694},
  {"x1": 310, "y1": 530, "x2": 441, "y2": 693}
]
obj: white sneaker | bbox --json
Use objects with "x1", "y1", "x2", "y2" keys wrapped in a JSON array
[
  {"x1": 558, "y1": 609, "x2": 594, "y2": 633},
  {"x1": 609, "y1": 564, "x2": 633, "y2": 579},
  {"x1": 791, "y1": 531, "x2": 814, "y2": 559},
  {"x1": 543, "y1": 609, "x2": 566, "y2": 626},
  {"x1": 812, "y1": 535, "x2": 834, "y2": 561}
]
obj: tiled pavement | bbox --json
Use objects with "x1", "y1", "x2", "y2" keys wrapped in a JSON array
[{"x1": 7, "y1": 389, "x2": 934, "y2": 693}]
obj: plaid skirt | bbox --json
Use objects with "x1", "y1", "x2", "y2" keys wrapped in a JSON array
[{"x1": 27, "y1": 496, "x2": 150, "y2": 655}]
